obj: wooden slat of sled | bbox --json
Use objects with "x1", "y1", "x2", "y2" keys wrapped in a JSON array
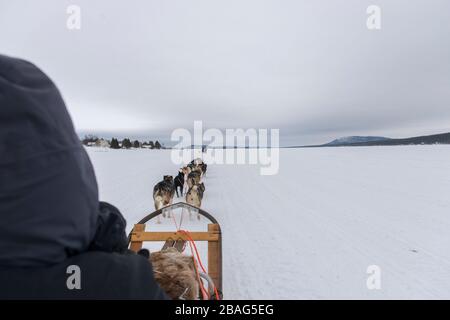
[
  {"x1": 128, "y1": 223, "x2": 223, "y2": 293},
  {"x1": 130, "y1": 231, "x2": 220, "y2": 242},
  {"x1": 129, "y1": 224, "x2": 145, "y2": 252},
  {"x1": 208, "y1": 224, "x2": 222, "y2": 292}
]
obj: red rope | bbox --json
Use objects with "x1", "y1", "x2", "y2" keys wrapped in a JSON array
[
  {"x1": 178, "y1": 230, "x2": 207, "y2": 273},
  {"x1": 179, "y1": 229, "x2": 220, "y2": 300},
  {"x1": 185, "y1": 235, "x2": 210, "y2": 300},
  {"x1": 167, "y1": 210, "x2": 220, "y2": 300}
]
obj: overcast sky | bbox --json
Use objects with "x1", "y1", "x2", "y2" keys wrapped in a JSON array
[{"x1": 1, "y1": 0, "x2": 449, "y2": 145}]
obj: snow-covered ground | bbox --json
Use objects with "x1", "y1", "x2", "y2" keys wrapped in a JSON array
[{"x1": 87, "y1": 146, "x2": 450, "y2": 299}]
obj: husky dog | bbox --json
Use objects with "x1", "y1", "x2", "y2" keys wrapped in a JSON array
[
  {"x1": 187, "y1": 162, "x2": 196, "y2": 173},
  {"x1": 188, "y1": 159, "x2": 207, "y2": 177},
  {"x1": 153, "y1": 176, "x2": 175, "y2": 223},
  {"x1": 163, "y1": 175, "x2": 174, "y2": 185},
  {"x1": 191, "y1": 158, "x2": 203, "y2": 166},
  {"x1": 187, "y1": 171, "x2": 202, "y2": 189},
  {"x1": 139, "y1": 248, "x2": 199, "y2": 300},
  {"x1": 174, "y1": 169, "x2": 185, "y2": 198},
  {"x1": 182, "y1": 166, "x2": 191, "y2": 175},
  {"x1": 200, "y1": 163, "x2": 207, "y2": 176},
  {"x1": 186, "y1": 184, "x2": 204, "y2": 220},
  {"x1": 181, "y1": 166, "x2": 191, "y2": 195}
]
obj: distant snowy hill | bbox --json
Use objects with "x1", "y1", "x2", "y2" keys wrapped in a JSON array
[
  {"x1": 321, "y1": 132, "x2": 450, "y2": 147},
  {"x1": 325, "y1": 136, "x2": 391, "y2": 146}
]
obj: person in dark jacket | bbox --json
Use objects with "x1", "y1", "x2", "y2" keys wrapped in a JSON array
[{"x1": 0, "y1": 54, "x2": 167, "y2": 299}]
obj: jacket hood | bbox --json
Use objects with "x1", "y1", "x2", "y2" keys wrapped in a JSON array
[{"x1": 0, "y1": 54, "x2": 99, "y2": 267}]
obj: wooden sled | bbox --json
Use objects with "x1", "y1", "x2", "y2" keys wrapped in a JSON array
[{"x1": 128, "y1": 202, "x2": 223, "y2": 299}]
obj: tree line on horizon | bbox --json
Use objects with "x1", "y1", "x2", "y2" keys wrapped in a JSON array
[{"x1": 81, "y1": 135, "x2": 162, "y2": 149}]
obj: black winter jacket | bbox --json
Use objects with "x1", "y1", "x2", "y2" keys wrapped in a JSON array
[{"x1": 0, "y1": 54, "x2": 167, "y2": 299}]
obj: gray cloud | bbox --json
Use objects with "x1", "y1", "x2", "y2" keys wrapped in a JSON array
[{"x1": 1, "y1": 0, "x2": 449, "y2": 145}]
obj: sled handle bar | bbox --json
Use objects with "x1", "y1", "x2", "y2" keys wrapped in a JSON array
[{"x1": 135, "y1": 202, "x2": 219, "y2": 225}]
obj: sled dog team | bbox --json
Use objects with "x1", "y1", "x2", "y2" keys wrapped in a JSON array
[
  {"x1": 153, "y1": 158, "x2": 207, "y2": 223},
  {"x1": 147, "y1": 158, "x2": 212, "y2": 300}
]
